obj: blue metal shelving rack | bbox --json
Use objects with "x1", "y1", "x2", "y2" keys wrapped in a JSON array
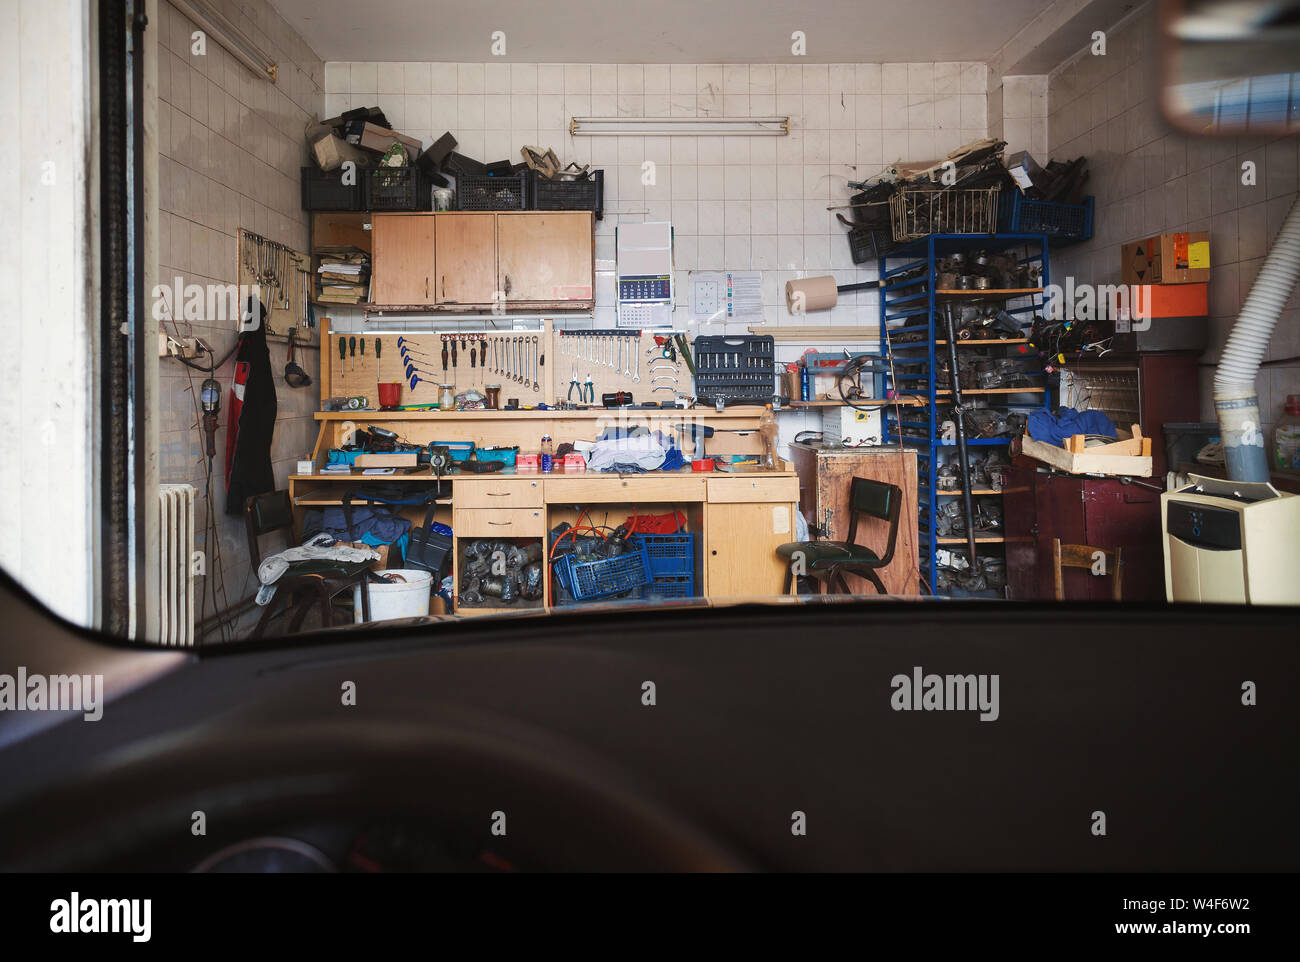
[{"x1": 878, "y1": 233, "x2": 1052, "y2": 595}]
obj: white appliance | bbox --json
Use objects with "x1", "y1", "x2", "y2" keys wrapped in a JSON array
[
  {"x1": 820, "y1": 406, "x2": 882, "y2": 447},
  {"x1": 1162, "y1": 474, "x2": 1300, "y2": 605},
  {"x1": 616, "y1": 221, "x2": 674, "y2": 329}
]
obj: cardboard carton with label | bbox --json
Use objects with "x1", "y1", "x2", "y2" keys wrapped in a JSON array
[{"x1": 1122, "y1": 231, "x2": 1211, "y2": 285}]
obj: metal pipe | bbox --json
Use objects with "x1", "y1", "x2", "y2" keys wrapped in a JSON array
[{"x1": 943, "y1": 304, "x2": 981, "y2": 577}]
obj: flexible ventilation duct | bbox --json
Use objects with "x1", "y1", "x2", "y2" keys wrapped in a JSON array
[{"x1": 1214, "y1": 196, "x2": 1300, "y2": 482}]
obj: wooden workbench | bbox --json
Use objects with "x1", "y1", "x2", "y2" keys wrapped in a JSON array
[{"x1": 289, "y1": 408, "x2": 800, "y2": 614}]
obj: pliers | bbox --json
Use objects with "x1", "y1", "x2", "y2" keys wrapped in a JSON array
[{"x1": 567, "y1": 366, "x2": 594, "y2": 404}]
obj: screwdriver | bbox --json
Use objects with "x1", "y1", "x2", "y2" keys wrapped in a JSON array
[
  {"x1": 349, "y1": 336, "x2": 356, "y2": 371},
  {"x1": 470, "y1": 340, "x2": 476, "y2": 369},
  {"x1": 359, "y1": 337, "x2": 366, "y2": 370},
  {"x1": 480, "y1": 338, "x2": 488, "y2": 375},
  {"x1": 451, "y1": 338, "x2": 457, "y2": 371},
  {"x1": 338, "y1": 337, "x2": 347, "y2": 376},
  {"x1": 441, "y1": 336, "x2": 449, "y2": 374}
]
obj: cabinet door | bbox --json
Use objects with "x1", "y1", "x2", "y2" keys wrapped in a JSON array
[
  {"x1": 371, "y1": 214, "x2": 436, "y2": 305},
  {"x1": 434, "y1": 213, "x2": 497, "y2": 305},
  {"x1": 705, "y1": 501, "x2": 793, "y2": 597},
  {"x1": 496, "y1": 212, "x2": 593, "y2": 303}
]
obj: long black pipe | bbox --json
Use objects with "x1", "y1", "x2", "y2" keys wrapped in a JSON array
[{"x1": 943, "y1": 304, "x2": 981, "y2": 577}]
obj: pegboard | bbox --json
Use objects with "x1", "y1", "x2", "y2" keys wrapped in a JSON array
[
  {"x1": 325, "y1": 323, "x2": 553, "y2": 407},
  {"x1": 552, "y1": 330, "x2": 689, "y2": 406},
  {"x1": 237, "y1": 228, "x2": 315, "y2": 345}
]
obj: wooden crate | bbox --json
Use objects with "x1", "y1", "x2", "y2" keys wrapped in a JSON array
[{"x1": 1021, "y1": 424, "x2": 1153, "y2": 477}]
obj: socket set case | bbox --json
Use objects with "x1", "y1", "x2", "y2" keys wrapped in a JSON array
[{"x1": 692, "y1": 335, "x2": 777, "y2": 403}]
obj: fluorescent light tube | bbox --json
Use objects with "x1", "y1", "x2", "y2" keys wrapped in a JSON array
[
  {"x1": 169, "y1": 0, "x2": 278, "y2": 84},
  {"x1": 570, "y1": 117, "x2": 789, "y2": 136}
]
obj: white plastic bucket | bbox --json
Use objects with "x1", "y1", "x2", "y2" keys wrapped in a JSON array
[{"x1": 353, "y1": 569, "x2": 433, "y2": 623}]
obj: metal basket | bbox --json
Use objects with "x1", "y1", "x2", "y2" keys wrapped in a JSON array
[{"x1": 890, "y1": 186, "x2": 1000, "y2": 241}]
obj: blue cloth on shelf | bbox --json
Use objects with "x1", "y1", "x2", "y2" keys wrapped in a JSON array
[{"x1": 1028, "y1": 408, "x2": 1117, "y2": 446}]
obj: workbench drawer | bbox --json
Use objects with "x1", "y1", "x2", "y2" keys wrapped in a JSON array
[
  {"x1": 707, "y1": 476, "x2": 799, "y2": 503},
  {"x1": 544, "y1": 476, "x2": 707, "y2": 503},
  {"x1": 453, "y1": 508, "x2": 546, "y2": 537},
  {"x1": 453, "y1": 478, "x2": 544, "y2": 508}
]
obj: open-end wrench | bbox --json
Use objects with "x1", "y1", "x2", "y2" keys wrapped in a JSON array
[
  {"x1": 515, "y1": 337, "x2": 522, "y2": 383},
  {"x1": 532, "y1": 335, "x2": 539, "y2": 391},
  {"x1": 623, "y1": 335, "x2": 633, "y2": 377},
  {"x1": 632, "y1": 341, "x2": 640, "y2": 383}
]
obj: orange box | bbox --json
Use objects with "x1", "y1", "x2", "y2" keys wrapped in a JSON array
[
  {"x1": 1122, "y1": 232, "x2": 1211, "y2": 285},
  {"x1": 1126, "y1": 282, "x2": 1208, "y2": 319}
]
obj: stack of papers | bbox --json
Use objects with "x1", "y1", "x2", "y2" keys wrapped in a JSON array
[{"x1": 315, "y1": 246, "x2": 370, "y2": 305}]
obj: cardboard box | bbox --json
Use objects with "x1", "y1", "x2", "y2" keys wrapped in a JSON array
[
  {"x1": 1122, "y1": 232, "x2": 1211, "y2": 285},
  {"x1": 345, "y1": 542, "x2": 393, "y2": 572},
  {"x1": 356, "y1": 122, "x2": 422, "y2": 161}
]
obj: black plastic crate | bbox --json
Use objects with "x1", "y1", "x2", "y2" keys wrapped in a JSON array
[
  {"x1": 364, "y1": 165, "x2": 429, "y2": 211},
  {"x1": 692, "y1": 335, "x2": 777, "y2": 404},
  {"x1": 530, "y1": 170, "x2": 604, "y2": 219},
  {"x1": 300, "y1": 166, "x2": 364, "y2": 211},
  {"x1": 456, "y1": 172, "x2": 529, "y2": 211}
]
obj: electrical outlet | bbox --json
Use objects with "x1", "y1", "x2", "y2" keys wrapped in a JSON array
[{"x1": 162, "y1": 334, "x2": 209, "y2": 359}]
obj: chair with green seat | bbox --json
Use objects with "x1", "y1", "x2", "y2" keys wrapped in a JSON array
[
  {"x1": 776, "y1": 477, "x2": 902, "y2": 595},
  {"x1": 244, "y1": 490, "x2": 375, "y2": 638}
]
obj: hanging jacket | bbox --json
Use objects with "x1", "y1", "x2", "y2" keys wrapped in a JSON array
[{"x1": 225, "y1": 299, "x2": 278, "y2": 514}]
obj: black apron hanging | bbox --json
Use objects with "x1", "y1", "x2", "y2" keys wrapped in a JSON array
[{"x1": 225, "y1": 299, "x2": 279, "y2": 515}]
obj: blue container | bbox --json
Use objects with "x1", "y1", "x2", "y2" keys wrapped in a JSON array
[
  {"x1": 631, "y1": 533, "x2": 695, "y2": 577},
  {"x1": 435, "y1": 441, "x2": 475, "y2": 462},
  {"x1": 639, "y1": 573, "x2": 696, "y2": 600},
  {"x1": 477, "y1": 445, "x2": 518, "y2": 467},
  {"x1": 998, "y1": 192, "x2": 1094, "y2": 244},
  {"x1": 553, "y1": 545, "x2": 652, "y2": 600}
]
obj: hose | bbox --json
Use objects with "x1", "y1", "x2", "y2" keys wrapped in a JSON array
[{"x1": 1214, "y1": 195, "x2": 1300, "y2": 482}]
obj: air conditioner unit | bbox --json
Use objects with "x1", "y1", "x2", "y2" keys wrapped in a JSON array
[{"x1": 1162, "y1": 474, "x2": 1300, "y2": 605}]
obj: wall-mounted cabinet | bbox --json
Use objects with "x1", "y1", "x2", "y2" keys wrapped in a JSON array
[{"x1": 369, "y1": 211, "x2": 594, "y2": 312}]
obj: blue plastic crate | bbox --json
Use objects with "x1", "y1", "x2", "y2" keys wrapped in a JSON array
[
  {"x1": 630, "y1": 533, "x2": 695, "y2": 577},
  {"x1": 553, "y1": 545, "x2": 652, "y2": 600},
  {"x1": 998, "y1": 192, "x2": 1094, "y2": 243},
  {"x1": 639, "y1": 573, "x2": 696, "y2": 600}
]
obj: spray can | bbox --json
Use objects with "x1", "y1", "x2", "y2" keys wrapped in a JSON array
[
  {"x1": 800, "y1": 364, "x2": 811, "y2": 401},
  {"x1": 541, "y1": 434, "x2": 553, "y2": 472}
]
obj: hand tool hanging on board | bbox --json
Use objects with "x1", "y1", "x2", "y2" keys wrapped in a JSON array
[
  {"x1": 338, "y1": 337, "x2": 347, "y2": 377},
  {"x1": 532, "y1": 335, "x2": 539, "y2": 391},
  {"x1": 451, "y1": 337, "x2": 457, "y2": 371},
  {"x1": 349, "y1": 336, "x2": 356, "y2": 370},
  {"x1": 396, "y1": 337, "x2": 435, "y2": 359},
  {"x1": 441, "y1": 337, "x2": 449, "y2": 373},
  {"x1": 359, "y1": 337, "x2": 366, "y2": 370},
  {"x1": 480, "y1": 338, "x2": 488, "y2": 376},
  {"x1": 282, "y1": 330, "x2": 312, "y2": 388}
]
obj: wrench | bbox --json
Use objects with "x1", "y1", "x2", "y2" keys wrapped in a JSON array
[
  {"x1": 632, "y1": 343, "x2": 640, "y2": 383},
  {"x1": 623, "y1": 336, "x2": 632, "y2": 377},
  {"x1": 532, "y1": 335, "x2": 539, "y2": 391}
]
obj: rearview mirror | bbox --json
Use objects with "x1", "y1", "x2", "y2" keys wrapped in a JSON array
[{"x1": 1159, "y1": 0, "x2": 1300, "y2": 135}]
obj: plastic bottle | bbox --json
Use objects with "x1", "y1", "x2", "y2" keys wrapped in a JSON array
[
  {"x1": 541, "y1": 434, "x2": 554, "y2": 472},
  {"x1": 1275, "y1": 394, "x2": 1300, "y2": 471}
]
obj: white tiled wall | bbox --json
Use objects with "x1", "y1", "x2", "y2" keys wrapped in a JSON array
[
  {"x1": 1000, "y1": 75, "x2": 1048, "y2": 159},
  {"x1": 1047, "y1": 6, "x2": 1300, "y2": 441},
  {"x1": 156, "y1": 0, "x2": 325, "y2": 622},
  {"x1": 322, "y1": 60, "x2": 988, "y2": 441}
]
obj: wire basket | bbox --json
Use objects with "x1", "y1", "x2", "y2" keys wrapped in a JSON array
[
  {"x1": 552, "y1": 545, "x2": 652, "y2": 600},
  {"x1": 890, "y1": 186, "x2": 1000, "y2": 241}
]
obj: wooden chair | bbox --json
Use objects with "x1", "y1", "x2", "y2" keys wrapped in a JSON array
[
  {"x1": 776, "y1": 477, "x2": 902, "y2": 595},
  {"x1": 244, "y1": 490, "x2": 375, "y2": 638},
  {"x1": 1052, "y1": 538, "x2": 1123, "y2": 601}
]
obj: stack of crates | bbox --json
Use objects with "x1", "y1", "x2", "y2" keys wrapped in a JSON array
[{"x1": 631, "y1": 533, "x2": 696, "y2": 600}]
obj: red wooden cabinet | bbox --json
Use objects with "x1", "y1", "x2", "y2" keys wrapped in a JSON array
[{"x1": 1004, "y1": 466, "x2": 1165, "y2": 601}]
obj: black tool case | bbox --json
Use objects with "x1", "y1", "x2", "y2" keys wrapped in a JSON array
[{"x1": 692, "y1": 335, "x2": 777, "y2": 404}]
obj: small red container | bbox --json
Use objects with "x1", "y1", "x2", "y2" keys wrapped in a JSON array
[
  {"x1": 378, "y1": 382, "x2": 402, "y2": 409},
  {"x1": 690, "y1": 459, "x2": 715, "y2": 472}
]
